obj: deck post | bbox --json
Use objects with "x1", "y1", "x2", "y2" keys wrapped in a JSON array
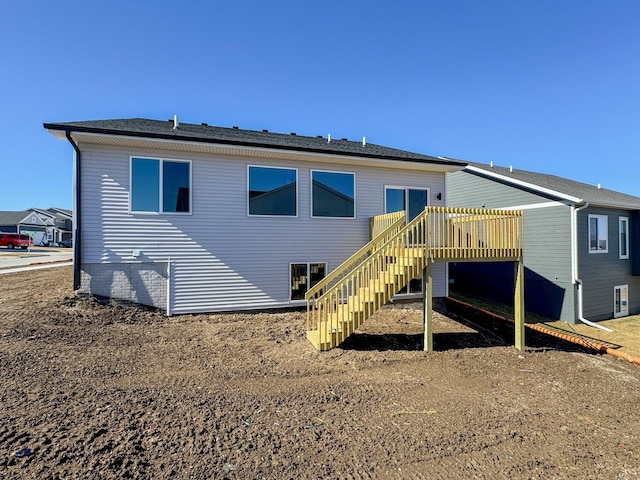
[
  {"x1": 422, "y1": 260, "x2": 433, "y2": 352},
  {"x1": 514, "y1": 258, "x2": 525, "y2": 351}
]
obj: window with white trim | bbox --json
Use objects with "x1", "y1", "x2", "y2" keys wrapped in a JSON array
[
  {"x1": 248, "y1": 166, "x2": 297, "y2": 216},
  {"x1": 290, "y1": 262, "x2": 326, "y2": 301},
  {"x1": 588, "y1": 214, "x2": 608, "y2": 253},
  {"x1": 619, "y1": 217, "x2": 629, "y2": 259},
  {"x1": 130, "y1": 157, "x2": 191, "y2": 213},
  {"x1": 311, "y1": 170, "x2": 355, "y2": 218},
  {"x1": 614, "y1": 285, "x2": 629, "y2": 318}
]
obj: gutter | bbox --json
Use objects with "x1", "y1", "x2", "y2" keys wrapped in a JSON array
[
  {"x1": 572, "y1": 201, "x2": 614, "y2": 332},
  {"x1": 65, "y1": 130, "x2": 82, "y2": 290}
]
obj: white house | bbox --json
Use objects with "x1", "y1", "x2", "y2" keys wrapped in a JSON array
[{"x1": 44, "y1": 118, "x2": 464, "y2": 314}]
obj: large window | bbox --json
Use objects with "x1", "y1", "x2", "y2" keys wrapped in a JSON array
[
  {"x1": 588, "y1": 214, "x2": 608, "y2": 253},
  {"x1": 130, "y1": 157, "x2": 191, "y2": 213},
  {"x1": 248, "y1": 166, "x2": 297, "y2": 216},
  {"x1": 311, "y1": 170, "x2": 355, "y2": 218},
  {"x1": 619, "y1": 217, "x2": 629, "y2": 259},
  {"x1": 290, "y1": 262, "x2": 326, "y2": 301}
]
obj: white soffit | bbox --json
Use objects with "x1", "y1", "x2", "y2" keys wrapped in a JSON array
[{"x1": 49, "y1": 130, "x2": 464, "y2": 173}]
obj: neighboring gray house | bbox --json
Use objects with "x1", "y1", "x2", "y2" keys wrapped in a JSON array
[
  {"x1": 0, "y1": 211, "x2": 28, "y2": 233},
  {"x1": 447, "y1": 163, "x2": 640, "y2": 324},
  {"x1": 44, "y1": 118, "x2": 463, "y2": 314},
  {"x1": 0, "y1": 208, "x2": 72, "y2": 245},
  {"x1": 19, "y1": 208, "x2": 73, "y2": 246}
]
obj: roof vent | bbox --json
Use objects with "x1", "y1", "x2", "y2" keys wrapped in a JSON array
[
  {"x1": 317, "y1": 135, "x2": 323, "y2": 139},
  {"x1": 201, "y1": 122, "x2": 208, "y2": 127},
  {"x1": 597, "y1": 183, "x2": 602, "y2": 189},
  {"x1": 362, "y1": 136, "x2": 366, "y2": 146},
  {"x1": 173, "y1": 114, "x2": 179, "y2": 130},
  {"x1": 262, "y1": 129, "x2": 269, "y2": 133},
  {"x1": 232, "y1": 126, "x2": 239, "y2": 130},
  {"x1": 290, "y1": 132, "x2": 297, "y2": 136},
  {"x1": 328, "y1": 134, "x2": 331, "y2": 143},
  {"x1": 490, "y1": 161, "x2": 493, "y2": 167},
  {"x1": 509, "y1": 165, "x2": 513, "y2": 173},
  {"x1": 341, "y1": 138, "x2": 348, "y2": 141}
]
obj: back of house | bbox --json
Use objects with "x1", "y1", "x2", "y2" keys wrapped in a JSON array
[{"x1": 45, "y1": 118, "x2": 465, "y2": 314}]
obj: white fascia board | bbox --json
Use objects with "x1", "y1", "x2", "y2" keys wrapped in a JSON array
[
  {"x1": 59, "y1": 131, "x2": 465, "y2": 174},
  {"x1": 466, "y1": 165, "x2": 582, "y2": 204}
]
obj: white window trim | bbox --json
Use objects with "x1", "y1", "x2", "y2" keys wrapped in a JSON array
[
  {"x1": 384, "y1": 185, "x2": 431, "y2": 218},
  {"x1": 614, "y1": 284, "x2": 629, "y2": 318},
  {"x1": 619, "y1": 217, "x2": 629, "y2": 259},
  {"x1": 289, "y1": 261, "x2": 327, "y2": 303},
  {"x1": 310, "y1": 169, "x2": 356, "y2": 219},
  {"x1": 129, "y1": 156, "x2": 193, "y2": 215},
  {"x1": 588, "y1": 214, "x2": 608, "y2": 254},
  {"x1": 247, "y1": 165, "x2": 299, "y2": 218}
]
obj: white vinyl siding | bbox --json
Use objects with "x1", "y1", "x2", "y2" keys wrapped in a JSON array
[{"x1": 79, "y1": 144, "x2": 449, "y2": 313}]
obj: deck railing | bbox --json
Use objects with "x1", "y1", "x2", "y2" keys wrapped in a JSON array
[
  {"x1": 306, "y1": 207, "x2": 523, "y2": 350},
  {"x1": 305, "y1": 211, "x2": 406, "y2": 299}
]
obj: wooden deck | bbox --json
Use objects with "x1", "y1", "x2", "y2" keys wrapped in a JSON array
[{"x1": 306, "y1": 207, "x2": 524, "y2": 351}]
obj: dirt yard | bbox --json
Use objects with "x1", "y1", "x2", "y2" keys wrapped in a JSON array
[{"x1": 1, "y1": 266, "x2": 639, "y2": 479}]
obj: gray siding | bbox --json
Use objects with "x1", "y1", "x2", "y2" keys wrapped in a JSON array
[
  {"x1": 448, "y1": 170, "x2": 576, "y2": 322},
  {"x1": 79, "y1": 144, "x2": 448, "y2": 313},
  {"x1": 447, "y1": 170, "x2": 557, "y2": 209},
  {"x1": 577, "y1": 207, "x2": 640, "y2": 320}
]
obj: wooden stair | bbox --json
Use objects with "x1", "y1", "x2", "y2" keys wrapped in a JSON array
[{"x1": 305, "y1": 207, "x2": 524, "y2": 351}]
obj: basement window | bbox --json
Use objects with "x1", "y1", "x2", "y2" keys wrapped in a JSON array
[
  {"x1": 588, "y1": 214, "x2": 608, "y2": 253},
  {"x1": 290, "y1": 262, "x2": 326, "y2": 301}
]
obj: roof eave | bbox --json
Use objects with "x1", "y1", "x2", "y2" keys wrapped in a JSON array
[
  {"x1": 465, "y1": 165, "x2": 583, "y2": 204},
  {"x1": 44, "y1": 122, "x2": 466, "y2": 169}
]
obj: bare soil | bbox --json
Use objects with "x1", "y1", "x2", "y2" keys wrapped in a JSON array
[{"x1": 1, "y1": 266, "x2": 639, "y2": 479}]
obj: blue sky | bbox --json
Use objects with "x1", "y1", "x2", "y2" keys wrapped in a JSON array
[{"x1": 2, "y1": 1, "x2": 639, "y2": 211}]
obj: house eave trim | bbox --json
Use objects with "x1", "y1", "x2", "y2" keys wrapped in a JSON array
[
  {"x1": 466, "y1": 165, "x2": 583, "y2": 204},
  {"x1": 44, "y1": 123, "x2": 466, "y2": 169}
]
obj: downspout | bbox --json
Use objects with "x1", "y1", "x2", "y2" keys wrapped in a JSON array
[
  {"x1": 572, "y1": 201, "x2": 614, "y2": 332},
  {"x1": 65, "y1": 130, "x2": 82, "y2": 290}
]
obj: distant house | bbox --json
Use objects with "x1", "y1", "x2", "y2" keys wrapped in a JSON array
[
  {"x1": 0, "y1": 208, "x2": 72, "y2": 245},
  {"x1": 447, "y1": 163, "x2": 640, "y2": 324},
  {"x1": 44, "y1": 118, "x2": 527, "y2": 351},
  {"x1": 0, "y1": 211, "x2": 28, "y2": 233}
]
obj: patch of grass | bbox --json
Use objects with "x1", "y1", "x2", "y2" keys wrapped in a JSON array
[{"x1": 449, "y1": 290, "x2": 640, "y2": 360}]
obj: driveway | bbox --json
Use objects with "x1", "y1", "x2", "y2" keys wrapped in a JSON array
[{"x1": 0, "y1": 246, "x2": 73, "y2": 274}]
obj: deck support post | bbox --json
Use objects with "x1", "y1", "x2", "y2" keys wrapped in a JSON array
[
  {"x1": 514, "y1": 258, "x2": 525, "y2": 351},
  {"x1": 422, "y1": 260, "x2": 433, "y2": 352}
]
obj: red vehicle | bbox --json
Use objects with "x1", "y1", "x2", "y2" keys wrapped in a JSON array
[{"x1": 0, "y1": 233, "x2": 33, "y2": 249}]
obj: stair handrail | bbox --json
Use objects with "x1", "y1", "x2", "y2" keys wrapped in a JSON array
[
  {"x1": 310, "y1": 208, "x2": 429, "y2": 303},
  {"x1": 305, "y1": 211, "x2": 406, "y2": 299},
  {"x1": 306, "y1": 206, "x2": 525, "y2": 350}
]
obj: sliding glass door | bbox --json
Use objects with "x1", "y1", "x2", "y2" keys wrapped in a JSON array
[{"x1": 384, "y1": 186, "x2": 429, "y2": 294}]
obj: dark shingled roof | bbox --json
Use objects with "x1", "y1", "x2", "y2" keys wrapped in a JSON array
[
  {"x1": 43, "y1": 118, "x2": 466, "y2": 167},
  {"x1": 468, "y1": 162, "x2": 640, "y2": 210},
  {"x1": 0, "y1": 210, "x2": 28, "y2": 227}
]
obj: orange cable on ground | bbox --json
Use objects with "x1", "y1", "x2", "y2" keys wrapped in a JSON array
[{"x1": 446, "y1": 297, "x2": 640, "y2": 366}]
